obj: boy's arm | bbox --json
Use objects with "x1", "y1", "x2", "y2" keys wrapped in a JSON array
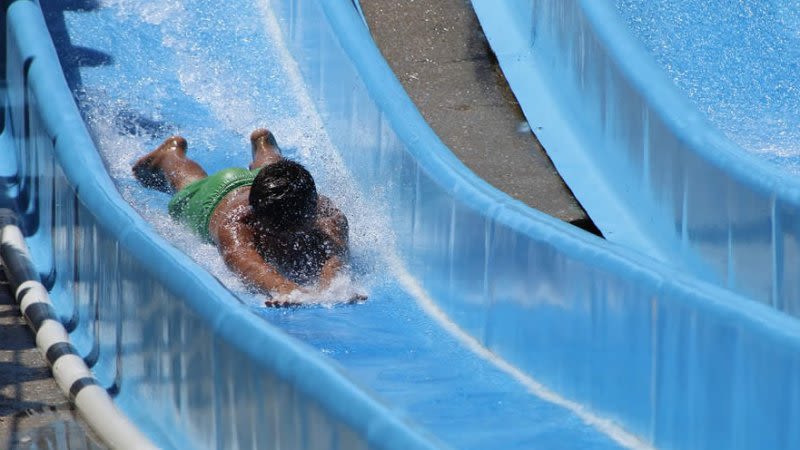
[
  {"x1": 317, "y1": 255, "x2": 366, "y2": 303},
  {"x1": 315, "y1": 197, "x2": 350, "y2": 288},
  {"x1": 317, "y1": 255, "x2": 344, "y2": 289},
  {"x1": 216, "y1": 220, "x2": 300, "y2": 295},
  {"x1": 316, "y1": 198, "x2": 366, "y2": 302},
  {"x1": 316, "y1": 196, "x2": 349, "y2": 255}
]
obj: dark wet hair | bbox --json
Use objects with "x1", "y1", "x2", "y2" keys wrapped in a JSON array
[{"x1": 249, "y1": 159, "x2": 317, "y2": 229}]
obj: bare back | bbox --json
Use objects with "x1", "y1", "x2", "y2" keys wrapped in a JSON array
[{"x1": 209, "y1": 187, "x2": 348, "y2": 289}]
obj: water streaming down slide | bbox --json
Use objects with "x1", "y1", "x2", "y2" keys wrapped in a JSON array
[{"x1": 43, "y1": 0, "x2": 639, "y2": 448}]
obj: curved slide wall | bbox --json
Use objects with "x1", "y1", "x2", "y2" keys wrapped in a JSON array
[
  {"x1": 472, "y1": 0, "x2": 800, "y2": 315},
  {"x1": 5, "y1": 0, "x2": 800, "y2": 449}
]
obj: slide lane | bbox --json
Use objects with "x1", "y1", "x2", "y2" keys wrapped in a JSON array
[
  {"x1": 36, "y1": 0, "x2": 635, "y2": 449},
  {"x1": 472, "y1": 0, "x2": 800, "y2": 315},
  {"x1": 8, "y1": 0, "x2": 800, "y2": 449}
]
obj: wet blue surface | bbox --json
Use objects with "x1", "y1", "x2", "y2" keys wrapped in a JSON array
[
  {"x1": 615, "y1": 0, "x2": 800, "y2": 173},
  {"x1": 41, "y1": 0, "x2": 627, "y2": 448},
  {"x1": 257, "y1": 283, "x2": 622, "y2": 450}
]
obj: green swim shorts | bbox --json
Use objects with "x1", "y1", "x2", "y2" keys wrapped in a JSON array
[{"x1": 168, "y1": 167, "x2": 261, "y2": 240}]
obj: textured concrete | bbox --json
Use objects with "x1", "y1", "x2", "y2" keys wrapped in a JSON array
[
  {"x1": 360, "y1": 0, "x2": 599, "y2": 233},
  {"x1": 0, "y1": 272, "x2": 103, "y2": 449}
]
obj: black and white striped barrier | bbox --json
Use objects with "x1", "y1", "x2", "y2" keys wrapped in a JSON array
[{"x1": 0, "y1": 209, "x2": 158, "y2": 450}]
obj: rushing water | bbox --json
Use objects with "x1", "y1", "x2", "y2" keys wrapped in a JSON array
[{"x1": 615, "y1": 0, "x2": 800, "y2": 173}]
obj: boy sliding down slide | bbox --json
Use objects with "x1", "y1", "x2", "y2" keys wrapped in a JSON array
[{"x1": 133, "y1": 128, "x2": 365, "y2": 306}]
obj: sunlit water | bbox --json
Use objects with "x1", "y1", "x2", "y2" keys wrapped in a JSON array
[
  {"x1": 44, "y1": 1, "x2": 643, "y2": 447},
  {"x1": 615, "y1": 0, "x2": 800, "y2": 173}
]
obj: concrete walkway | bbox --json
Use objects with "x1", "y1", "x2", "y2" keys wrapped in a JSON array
[{"x1": 360, "y1": 0, "x2": 599, "y2": 234}]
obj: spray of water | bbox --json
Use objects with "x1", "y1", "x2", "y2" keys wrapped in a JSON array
[{"x1": 76, "y1": 0, "x2": 394, "y2": 306}]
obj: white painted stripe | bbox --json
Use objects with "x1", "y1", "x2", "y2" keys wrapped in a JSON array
[
  {"x1": 75, "y1": 386, "x2": 158, "y2": 450},
  {"x1": 17, "y1": 279, "x2": 44, "y2": 297},
  {"x1": 35, "y1": 320, "x2": 71, "y2": 349},
  {"x1": 389, "y1": 257, "x2": 655, "y2": 450},
  {"x1": 17, "y1": 280, "x2": 48, "y2": 311},
  {"x1": 52, "y1": 354, "x2": 94, "y2": 389},
  {"x1": 1, "y1": 224, "x2": 29, "y2": 258}
]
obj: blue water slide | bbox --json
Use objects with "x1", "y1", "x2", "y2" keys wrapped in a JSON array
[
  {"x1": 472, "y1": 0, "x2": 800, "y2": 315},
  {"x1": 6, "y1": 0, "x2": 800, "y2": 449}
]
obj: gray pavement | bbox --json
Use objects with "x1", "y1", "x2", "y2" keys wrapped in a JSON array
[{"x1": 360, "y1": 0, "x2": 599, "y2": 233}]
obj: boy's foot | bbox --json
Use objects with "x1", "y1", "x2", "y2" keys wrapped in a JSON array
[
  {"x1": 251, "y1": 128, "x2": 278, "y2": 149},
  {"x1": 250, "y1": 128, "x2": 281, "y2": 167},
  {"x1": 132, "y1": 136, "x2": 187, "y2": 192}
]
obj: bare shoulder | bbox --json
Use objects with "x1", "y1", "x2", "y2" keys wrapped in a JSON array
[
  {"x1": 315, "y1": 195, "x2": 348, "y2": 248},
  {"x1": 317, "y1": 195, "x2": 342, "y2": 216},
  {"x1": 209, "y1": 187, "x2": 254, "y2": 243},
  {"x1": 316, "y1": 196, "x2": 347, "y2": 227}
]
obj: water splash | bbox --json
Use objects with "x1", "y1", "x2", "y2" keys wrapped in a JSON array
[{"x1": 73, "y1": 0, "x2": 393, "y2": 306}]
